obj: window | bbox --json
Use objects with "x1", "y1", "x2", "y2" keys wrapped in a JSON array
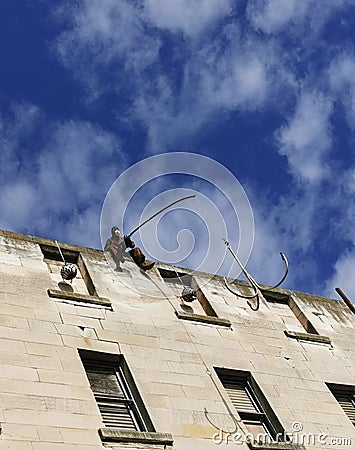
[
  {"x1": 40, "y1": 243, "x2": 97, "y2": 296},
  {"x1": 327, "y1": 383, "x2": 355, "y2": 426},
  {"x1": 264, "y1": 293, "x2": 317, "y2": 334},
  {"x1": 40, "y1": 243, "x2": 111, "y2": 307},
  {"x1": 158, "y1": 268, "x2": 217, "y2": 317},
  {"x1": 79, "y1": 351, "x2": 154, "y2": 432},
  {"x1": 264, "y1": 293, "x2": 332, "y2": 344},
  {"x1": 215, "y1": 368, "x2": 284, "y2": 440},
  {"x1": 158, "y1": 268, "x2": 231, "y2": 327}
]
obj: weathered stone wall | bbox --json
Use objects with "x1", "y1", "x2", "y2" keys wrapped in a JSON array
[{"x1": 0, "y1": 230, "x2": 354, "y2": 450}]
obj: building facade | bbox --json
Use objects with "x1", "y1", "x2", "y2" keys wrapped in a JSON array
[{"x1": 0, "y1": 229, "x2": 354, "y2": 450}]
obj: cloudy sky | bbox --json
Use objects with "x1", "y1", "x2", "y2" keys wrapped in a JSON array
[{"x1": 1, "y1": 0, "x2": 355, "y2": 300}]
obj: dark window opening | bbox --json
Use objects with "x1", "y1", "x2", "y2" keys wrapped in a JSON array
[
  {"x1": 264, "y1": 292, "x2": 318, "y2": 334},
  {"x1": 327, "y1": 383, "x2": 355, "y2": 427},
  {"x1": 158, "y1": 268, "x2": 217, "y2": 317}
]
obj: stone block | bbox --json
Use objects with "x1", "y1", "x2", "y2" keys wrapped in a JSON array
[
  {"x1": 36, "y1": 426, "x2": 64, "y2": 443},
  {"x1": 60, "y1": 313, "x2": 102, "y2": 330},
  {"x1": 61, "y1": 334, "x2": 120, "y2": 354},
  {"x1": 61, "y1": 334, "x2": 98, "y2": 350},
  {"x1": 2, "y1": 422, "x2": 39, "y2": 441},
  {"x1": 4, "y1": 408, "x2": 101, "y2": 428},
  {"x1": 25, "y1": 342, "x2": 76, "y2": 359},
  {"x1": 0, "y1": 326, "x2": 63, "y2": 346},
  {"x1": 179, "y1": 423, "x2": 217, "y2": 439},
  {"x1": 97, "y1": 329, "x2": 160, "y2": 348},
  {"x1": 0, "y1": 303, "x2": 35, "y2": 319},
  {"x1": 28, "y1": 319, "x2": 58, "y2": 333},
  {"x1": 138, "y1": 381, "x2": 185, "y2": 397},
  {"x1": 60, "y1": 428, "x2": 103, "y2": 445},
  {"x1": 0, "y1": 365, "x2": 38, "y2": 381},
  {"x1": 131, "y1": 345, "x2": 181, "y2": 361},
  {"x1": 31, "y1": 443, "x2": 78, "y2": 450},
  {"x1": 0, "y1": 315, "x2": 28, "y2": 329},
  {"x1": 60, "y1": 357, "x2": 86, "y2": 373},
  {"x1": 33, "y1": 309, "x2": 62, "y2": 323},
  {"x1": 0, "y1": 440, "x2": 34, "y2": 449},
  {"x1": 37, "y1": 369, "x2": 88, "y2": 386},
  {"x1": 75, "y1": 306, "x2": 105, "y2": 319},
  {"x1": 0, "y1": 338, "x2": 26, "y2": 354},
  {"x1": 0, "y1": 378, "x2": 87, "y2": 399}
]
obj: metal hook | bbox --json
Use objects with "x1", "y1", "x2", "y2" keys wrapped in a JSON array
[
  {"x1": 260, "y1": 252, "x2": 289, "y2": 291},
  {"x1": 204, "y1": 407, "x2": 240, "y2": 435},
  {"x1": 223, "y1": 239, "x2": 289, "y2": 311},
  {"x1": 224, "y1": 277, "x2": 258, "y2": 299}
]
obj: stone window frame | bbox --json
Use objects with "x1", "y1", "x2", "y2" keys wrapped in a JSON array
[
  {"x1": 214, "y1": 368, "x2": 307, "y2": 449},
  {"x1": 263, "y1": 292, "x2": 331, "y2": 345},
  {"x1": 215, "y1": 367, "x2": 286, "y2": 442},
  {"x1": 158, "y1": 267, "x2": 231, "y2": 328},
  {"x1": 78, "y1": 349, "x2": 173, "y2": 446},
  {"x1": 40, "y1": 243, "x2": 111, "y2": 307}
]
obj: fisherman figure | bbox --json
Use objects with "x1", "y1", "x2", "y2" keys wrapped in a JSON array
[
  {"x1": 104, "y1": 226, "x2": 155, "y2": 272},
  {"x1": 123, "y1": 235, "x2": 155, "y2": 272},
  {"x1": 104, "y1": 227, "x2": 126, "y2": 271}
]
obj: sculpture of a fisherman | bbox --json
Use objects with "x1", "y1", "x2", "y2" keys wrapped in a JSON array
[
  {"x1": 104, "y1": 195, "x2": 196, "y2": 273},
  {"x1": 104, "y1": 226, "x2": 154, "y2": 272}
]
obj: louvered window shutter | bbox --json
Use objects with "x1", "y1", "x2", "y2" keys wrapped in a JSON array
[
  {"x1": 221, "y1": 375, "x2": 260, "y2": 413},
  {"x1": 83, "y1": 360, "x2": 147, "y2": 431},
  {"x1": 218, "y1": 371, "x2": 278, "y2": 439},
  {"x1": 332, "y1": 388, "x2": 355, "y2": 426}
]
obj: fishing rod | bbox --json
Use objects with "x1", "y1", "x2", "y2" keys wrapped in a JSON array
[{"x1": 127, "y1": 194, "x2": 196, "y2": 238}]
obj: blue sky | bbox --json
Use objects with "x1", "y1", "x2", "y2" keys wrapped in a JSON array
[{"x1": 1, "y1": 0, "x2": 355, "y2": 300}]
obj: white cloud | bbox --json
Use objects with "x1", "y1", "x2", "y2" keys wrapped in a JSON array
[
  {"x1": 325, "y1": 250, "x2": 355, "y2": 300},
  {"x1": 0, "y1": 102, "x2": 42, "y2": 179},
  {"x1": 51, "y1": 0, "x2": 355, "y2": 162},
  {"x1": 0, "y1": 182, "x2": 38, "y2": 231},
  {"x1": 247, "y1": 0, "x2": 305, "y2": 34},
  {"x1": 247, "y1": 0, "x2": 355, "y2": 37},
  {"x1": 131, "y1": 38, "x2": 276, "y2": 152},
  {"x1": 321, "y1": 164, "x2": 355, "y2": 300},
  {"x1": 329, "y1": 54, "x2": 355, "y2": 129},
  {"x1": 40, "y1": 121, "x2": 120, "y2": 205},
  {"x1": 244, "y1": 208, "x2": 293, "y2": 288},
  {"x1": 344, "y1": 167, "x2": 355, "y2": 194},
  {"x1": 144, "y1": 0, "x2": 233, "y2": 36},
  {"x1": 241, "y1": 183, "x2": 323, "y2": 291},
  {"x1": 53, "y1": 0, "x2": 289, "y2": 152},
  {"x1": 276, "y1": 91, "x2": 333, "y2": 183},
  {"x1": 0, "y1": 102, "x2": 125, "y2": 248},
  {"x1": 201, "y1": 55, "x2": 268, "y2": 110},
  {"x1": 55, "y1": 0, "x2": 160, "y2": 101}
]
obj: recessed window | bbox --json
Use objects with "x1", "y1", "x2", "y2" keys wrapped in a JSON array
[
  {"x1": 40, "y1": 243, "x2": 97, "y2": 296},
  {"x1": 327, "y1": 383, "x2": 355, "y2": 427},
  {"x1": 79, "y1": 350, "x2": 154, "y2": 432},
  {"x1": 158, "y1": 268, "x2": 217, "y2": 317},
  {"x1": 215, "y1": 368, "x2": 285, "y2": 440},
  {"x1": 264, "y1": 293, "x2": 318, "y2": 334}
]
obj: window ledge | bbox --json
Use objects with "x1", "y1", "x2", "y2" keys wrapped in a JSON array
[
  {"x1": 284, "y1": 330, "x2": 331, "y2": 345},
  {"x1": 175, "y1": 311, "x2": 231, "y2": 327},
  {"x1": 99, "y1": 428, "x2": 174, "y2": 445},
  {"x1": 248, "y1": 443, "x2": 306, "y2": 450},
  {"x1": 47, "y1": 289, "x2": 111, "y2": 307}
]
